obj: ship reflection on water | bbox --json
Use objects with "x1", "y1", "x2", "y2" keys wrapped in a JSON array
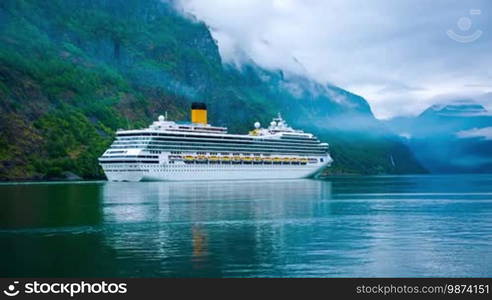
[{"x1": 101, "y1": 180, "x2": 334, "y2": 277}]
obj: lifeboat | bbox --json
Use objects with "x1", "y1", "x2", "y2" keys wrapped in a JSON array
[
  {"x1": 243, "y1": 156, "x2": 253, "y2": 162},
  {"x1": 221, "y1": 156, "x2": 231, "y2": 161},
  {"x1": 209, "y1": 156, "x2": 219, "y2": 161},
  {"x1": 184, "y1": 155, "x2": 195, "y2": 161}
]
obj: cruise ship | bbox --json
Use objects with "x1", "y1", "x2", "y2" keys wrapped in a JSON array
[{"x1": 99, "y1": 103, "x2": 333, "y2": 181}]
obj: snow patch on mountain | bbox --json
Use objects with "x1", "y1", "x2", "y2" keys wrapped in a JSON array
[
  {"x1": 426, "y1": 99, "x2": 491, "y2": 117},
  {"x1": 456, "y1": 127, "x2": 492, "y2": 140}
]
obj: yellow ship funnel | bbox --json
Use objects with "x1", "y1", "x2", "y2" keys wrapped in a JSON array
[{"x1": 191, "y1": 102, "x2": 207, "y2": 124}]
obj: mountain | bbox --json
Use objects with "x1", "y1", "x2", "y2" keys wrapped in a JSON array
[
  {"x1": 385, "y1": 99, "x2": 492, "y2": 173},
  {"x1": 0, "y1": 0, "x2": 425, "y2": 180}
]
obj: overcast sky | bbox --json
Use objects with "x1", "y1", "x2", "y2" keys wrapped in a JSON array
[{"x1": 177, "y1": 0, "x2": 492, "y2": 119}]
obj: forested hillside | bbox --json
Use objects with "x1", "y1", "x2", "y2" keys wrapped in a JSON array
[{"x1": 0, "y1": 0, "x2": 425, "y2": 180}]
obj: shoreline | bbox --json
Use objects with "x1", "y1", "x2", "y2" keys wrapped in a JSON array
[{"x1": 1, "y1": 173, "x2": 491, "y2": 185}]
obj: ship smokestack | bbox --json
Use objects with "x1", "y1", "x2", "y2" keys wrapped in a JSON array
[{"x1": 191, "y1": 102, "x2": 207, "y2": 124}]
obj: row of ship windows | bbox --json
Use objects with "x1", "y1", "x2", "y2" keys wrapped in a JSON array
[
  {"x1": 136, "y1": 151, "x2": 308, "y2": 157},
  {"x1": 106, "y1": 150, "x2": 127, "y2": 154},
  {"x1": 114, "y1": 139, "x2": 321, "y2": 148},
  {"x1": 100, "y1": 160, "x2": 318, "y2": 166},
  {"x1": 157, "y1": 148, "x2": 325, "y2": 155},
  {"x1": 113, "y1": 147, "x2": 325, "y2": 157},
  {"x1": 193, "y1": 152, "x2": 265, "y2": 156},
  {"x1": 101, "y1": 155, "x2": 159, "y2": 159},
  {"x1": 110, "y1": 146, "x2": 326, "y2": 155},
  {"x1": 106, "y1": 167, "x2": 308, "y2": 173},
  {"x1": 112, "y1": 141, "x2": 325, "y2": 150},
  {"x1": 168, "y1": 152, "x2": 270, "y2": 156},
  {"x1": 103, "y1": 163, "x2": 314, "y2": 169},
  {"x1": 99, "y1": 160, "x2": 159, "y2": 164},
  {"x1": 117, "y1": 133, "x2": 316, "y2": 142},
  {"x1": 116, "y1": 137, "x2": 320, "y2": 145},
  {"x1": 174, "y1": 161, "x2": 309, "y2": 165}
]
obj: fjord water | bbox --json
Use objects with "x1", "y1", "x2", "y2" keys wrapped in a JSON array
[{"x1": 1, "y1": 175, "x2": 491, "y2": 277}]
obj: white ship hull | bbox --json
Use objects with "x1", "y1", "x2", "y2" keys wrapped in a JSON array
[{"x1": 103, "y1": 162, "x2": 329, "y2": 182}]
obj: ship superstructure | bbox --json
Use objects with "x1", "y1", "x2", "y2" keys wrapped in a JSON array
[{"x1": 99, "y1": 103, "x2": 333, "y2": 181}]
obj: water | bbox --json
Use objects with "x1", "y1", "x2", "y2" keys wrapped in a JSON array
[{"x1": 1, "y1": 175, "x2": 491, "y2": 277}]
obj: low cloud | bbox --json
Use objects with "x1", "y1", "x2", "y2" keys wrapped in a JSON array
[
  {"x1": 177, "y1": 0, "x2": 492, "y2": 119},
  {"x1": 456, "y1": 127, "x2": 492, "y2": 140}
]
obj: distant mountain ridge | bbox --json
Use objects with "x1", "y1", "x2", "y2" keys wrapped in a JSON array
[
  {"x1": 0, "y1": 0, "x2": 425, "y2": 180},
  {"x1": 384, "y1": 98, "x2": 492, "y2": 173},
  {"x1": 424, "y1": 100, "x2": 488, "y2": 116}
]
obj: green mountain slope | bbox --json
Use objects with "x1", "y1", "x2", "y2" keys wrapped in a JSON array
[{"x1": 0, "y1": 0, "x2": 425, "y2": 180}]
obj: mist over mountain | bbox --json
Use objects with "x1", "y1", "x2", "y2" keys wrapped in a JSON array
[
  {"x1": 0, "y1": 0, "x2": 424, "y2": 180},
  {"x1": 385, "y1": 98, "x2": 492, "y2": 173}
]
